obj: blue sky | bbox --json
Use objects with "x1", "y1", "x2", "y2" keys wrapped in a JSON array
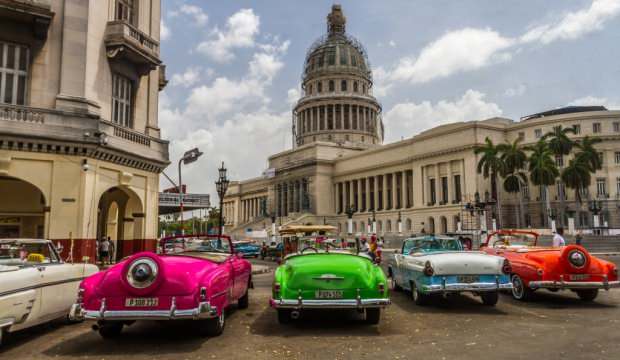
[{"x1": 159, "y1": 0, "x2": 620, "y2": 198}]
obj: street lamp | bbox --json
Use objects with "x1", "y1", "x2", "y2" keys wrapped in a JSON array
[
  {"x1": 397, "y1": 211, "x2": 402, "y2": 235},
  {"x1": 178, "y1": 147, "x2": 203, "y2": 235},
  {"x1": 371, "y1": 209, "x2": 377, "y2": 234},
  {"x1": 215, "y1": 161, "x2": 230, "y2": 242}
]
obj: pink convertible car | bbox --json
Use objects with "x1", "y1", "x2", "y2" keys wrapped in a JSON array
[{"x1": 69, "y1": 235, "x2": 252, "y2": 339}]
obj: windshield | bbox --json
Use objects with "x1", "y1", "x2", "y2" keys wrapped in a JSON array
[
  {"x1": 487, "y1": 232, "x2": 537, "y2": 247},
  {"x1": 283, "y1": 235, "x2": 357, "y2": 256},
  {"x1": 402, "y1": 237, "x2": 463, "y2": 255},
  {"x1": 160, "y1": 235, "x2": 233, "y2": 255},
  {"x1": 0, "y1": 241, "x2": 59, "y2": 267}
]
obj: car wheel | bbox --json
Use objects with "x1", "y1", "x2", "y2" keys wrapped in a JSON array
[
  {"x1": 391, "y1": 275, "x2": 401, "y2": 291},
  {"x1": 238, "y1": 287, "x2": 249, "y2": 309},
  {"x1": 98, "y1": 322, "x2": 123, "y2": 339},
  {"x1": 511, "y1": 274, "x2": 533, "y2": 301},
  {"x1": 365, "y1": 308, "x2": 381, "y2": 325},
  {"x1": 576, "y1": 289, "x2": 599, "y2": 302},
  {"x1": 277, "y1": 309, "x2": 292, "y2": 324},
  {"x1": 411, "y1": 281, "x2": 428, "y2": 306},
  {"x1": 481, "y1": 291, "x2": 499, "y2": 306},
  {"x1": 202, "y1": 310, "x2": 226, "y2": 337}
]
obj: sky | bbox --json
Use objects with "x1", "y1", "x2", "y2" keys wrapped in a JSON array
[{"x1": 159, "y1": 0, "x2": 620, "y2": 201}]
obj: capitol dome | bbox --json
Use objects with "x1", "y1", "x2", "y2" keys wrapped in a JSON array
[{"x1": 293, "y1": 5, "x2": 383, "y2": 148}]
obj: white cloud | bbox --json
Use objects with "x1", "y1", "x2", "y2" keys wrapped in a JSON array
[
  {"x1": 568, "y1": 95, "x2": 620, "y2": 109},
  {"x1": 160, "y1": 20, "x2": 170, "y2": 41},
  {"x1": 521, "y1": 0, "x2": 620, "y2": 44},
  {"x1": 170, "y1": 67, "x2": 205, "y2": 87},
  {"x1": 287, "y1": 87, "x2": 300, "y2": 106},
  {"x1": 196, "y1": 8, "x2": 260, "y2": 62},
  {"x1": 387, "y1": 28, "x2": 514, "y2": 84},
  {"x1": 504, "y1": 84, "x2": 527, "y2": 97},
  {"x1": 383, "y1": 90, "x2": 503, "y2": 142},
  {"x1": 174, "y1": 4, "x2": 208, "y2": 26},
  {"x1": 388, "y1": 40, "x2": 397, "y2": 47}
]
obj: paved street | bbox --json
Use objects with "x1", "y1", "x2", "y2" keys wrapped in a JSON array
[{"x1": 1, "y1": 258, "x2": 619, "y2": 360}]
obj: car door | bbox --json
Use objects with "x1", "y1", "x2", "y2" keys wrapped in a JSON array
[
  {"x1": 0, "y1": 266, "x2": 42, "y2": 330},
  {"x1": 230, "y1": 255, "x2": 248, "y2": 299},
  {"x1": 38, "y1": 243, "x2": 83, "y2": 319},
  {"x1": 393, "y1": 242, "x2": 407, "y2": 288}
]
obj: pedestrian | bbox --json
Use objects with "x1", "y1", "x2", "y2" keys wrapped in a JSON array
[
  {"x1": 107, "y1": 236, "x2": 115, "y2": 264},
  {"x1": 360, "y1": 237, "x2": 369, "y2": 252},
  {"x1": 575, "y1": 231, "x2": 583, "y2": 246},
  {"x1": 100, "y1": 237, "x2": 111, "y2": 265},
  {"x1": 420, "y1": 222, "x2": 426, "y2": 235},
  {"x1": 553, "y1": 227, "x2": 566, "y2": 247}
]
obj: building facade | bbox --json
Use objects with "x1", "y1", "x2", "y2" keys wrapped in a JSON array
[
  {"x1": 223, "y1": 5, "x2": 620, "y2": 237},
  {"x1": 0, "y1": 0, "x2": 169, "y2": 262}
]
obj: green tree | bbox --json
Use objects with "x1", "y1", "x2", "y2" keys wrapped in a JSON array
[
  {"x1": 474, "y1": 137, "x2": 506, "y2": 227},
  {"x1": 542, "y1": 126, "x2": 576, "y2": 226},
  {"x1": 574, "y1": 136, "x2": 603, "y2": 173},
  {"x1": 498, "y1": 138, "x2": 528, "y2": 227},
  {"x1": 561, "y1": 155, "x2": 592, "y2": 204},
  {"x1": 526, "y1": 140, "x2": 559, "y2": 227}
]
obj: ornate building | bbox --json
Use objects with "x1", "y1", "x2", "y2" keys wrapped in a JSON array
[
  {"x1": 223, "y1": 5, "x2": 620, "y2": 237},
  {"x1": 0, "y1": 0, "x2": 169, "y2": 261}
]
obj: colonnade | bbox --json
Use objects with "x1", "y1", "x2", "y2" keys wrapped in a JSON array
[
  {"x1": 296, "y1": 103, "x2": 378, "y2": 137},
  {"x1": 239, "y1": 196, "x2": 267, "y2": 223},
  {"x1": 275, "y1": 178, "x2": 310, "y2": 217},
  {"x1": 334, "y1": 170, "x2": 414, "y2": 214}
]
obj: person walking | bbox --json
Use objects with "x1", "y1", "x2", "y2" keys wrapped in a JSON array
[
  {"x1": 553, "y1": 227, "x2": 566, "y2": 247},
  {"x1": 107, "y1": 236, "x2": 115, "y2": 264},
  {"x1": 100, "y1": 237, "x2": 111, "y2": 265},
  {"x1": 575, "y1": 231, "x2": 583, "y2": 246}
]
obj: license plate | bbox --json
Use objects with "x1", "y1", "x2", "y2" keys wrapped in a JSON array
[
  {"x1": 457, "y1": 275, "x2": 479, "y2": 284},
  {"x1": 125, "y1": 297, "x2": 158, "y2": 307},
  {"x1": 569, "y1": 274, "x2": 590, "y2": 281},
  {"x1": 315, "y1": 290, "x2": 343, "y2": 299}
]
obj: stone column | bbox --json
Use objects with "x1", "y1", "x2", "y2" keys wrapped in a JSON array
[
  {"x1": 365, "y1": 177, "x2": 371, "y2": 211},
  {"x1": 460, "y1": 159, "x2": 466, "y2": 203},
  {"x1": 392, "y1": 173, "x2": 398, "y2": 209},
  {"x1": 357, "y1": 179, "x2": 363, "y2": 212},
  {"x1": 373, "y1": 175, "x2": 379, "y2": 211},
  {"x1": 435, "y1": 164, "x2": 441, "y2": 204},
  {"x1": 447, "y1": 162, "x2": 453, "y2": 204},
  {"x1": 382, "y1": 174, "x2": 388, "y2": 210},
  {"x1": 402, "y1": 171, "x2": 408, "y2": 208},
  {"x1": 423, "y1": 166, "x2": 429, "y2": 206}
]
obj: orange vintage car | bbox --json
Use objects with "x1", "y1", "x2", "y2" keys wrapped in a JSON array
[{"x1": 481, "y1": 230, "x2": 618, "y2": 301}]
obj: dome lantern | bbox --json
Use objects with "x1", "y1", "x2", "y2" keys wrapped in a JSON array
[{"x1": 327, "y1": 5, "x2": 346, "y2": 36}]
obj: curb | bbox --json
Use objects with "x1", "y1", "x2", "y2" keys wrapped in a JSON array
[{"x1": 252, "y1": 266, "x2": 273, "y2": 275}]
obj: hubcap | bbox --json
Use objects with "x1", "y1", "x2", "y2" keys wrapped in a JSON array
[{"x1": 512, "y1": 276, "x2": 524, "y2": 299}]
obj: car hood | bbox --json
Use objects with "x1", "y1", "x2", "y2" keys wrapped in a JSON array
[
  {"x1": 282, "y1": 253, "x2": 376, "y2": 290},
  {"x1": 409, "y1": 251, "x2": 504, "y2": 275},
  {"x1": 94, "y1": 255, "x2": 222, "y2": 297}
]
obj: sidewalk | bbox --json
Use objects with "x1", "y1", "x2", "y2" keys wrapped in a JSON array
[{"x1": 252, "y1": 264, "x2": 272, "y2": 275}]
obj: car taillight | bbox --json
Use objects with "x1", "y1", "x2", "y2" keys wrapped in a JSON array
[
  {"x1": 423, "y1": 261, "x2": 434, "y2": 276},
  {"x1": 502, "y1": 259, "x2": 512, "y2": 274},
  {"x1": 537, "y1": 268, "x2": 544, "y2": 276},
  {"x1": 273, "y1": 282, "x2": 281, "y2": 297},
  {"x1": 378, "y1": 283, "x2": 385, "y2": 293},
  {"x1": 76, "y1": 287, "x2": 85, "y2": 303}
]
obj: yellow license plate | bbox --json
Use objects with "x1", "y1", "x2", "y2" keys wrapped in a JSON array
[{"x1": 125, "y1": 297, "x2": 158, "y2": 307}]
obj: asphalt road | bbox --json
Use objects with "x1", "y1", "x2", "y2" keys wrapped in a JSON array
[{"x1": 1, "y1": 257, "x2": 619, "y2": 360}]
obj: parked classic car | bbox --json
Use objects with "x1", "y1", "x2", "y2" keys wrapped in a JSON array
[
  {"x1": 270, "y1": 225, "x2": 390, "y2": 325},
  {"x1": 0, "y1": 239, "x2": 98, "y2": 346},
  {"x1": 388, "y1": 236, "x2": 512, "y2": 306},
  {"x1": 233, "y1": 241, "x2": 261, "y2": 258},
  {"x1": 69, "y1": 235, "x2": 252, "y2": 338},
  {"x1": 482, "y1": 230, "x2": 619, "y2": 301},
  {"x1": 261, "y1": 241, "x2": 283, "y2": 261}
]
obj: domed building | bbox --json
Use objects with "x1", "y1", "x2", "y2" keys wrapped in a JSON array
[
  {"x1": 294, "y1": 5, "x2": 383, "y2": 147},
  {"x1": 223, "y1": 5, "x2": 620, "y2": 243}
]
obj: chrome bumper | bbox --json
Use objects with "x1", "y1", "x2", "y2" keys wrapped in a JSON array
[
  {"x1": 270, "y1": 298, "x2": 391, "y2": 309},
  {"x1": 69, "y1": 298, "x2": 218, "y2": 321},
  {"x1": 529, "y1": 280, "x2": 620, "y2": 290},
  {"x1": 422, "y1": 280, "x2": 513, "y2": 293}
]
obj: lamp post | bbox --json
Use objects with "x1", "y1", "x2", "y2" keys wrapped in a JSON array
[
  {"x1": 589, "y1": 199, "x2": 603, "y2": 233},
  {"x1": 178, "y1": 148, "x2": 203, "y2": 235},
  {"x1": 270, "y1": 212, "x2": 277, "y2": 243},
  {"x1": 371, "y1": 209, "x2": 376, "y2": 234},
  {"x1": 215, "y1": 161, "x2": 230, "y2": 242},
  {"x1": 397, "y1": 211, "x2": 402, "y2": 235}
]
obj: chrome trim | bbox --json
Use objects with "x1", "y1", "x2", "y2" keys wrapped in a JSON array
[
  {"x1": 271, "y1": 298, "x2": 391, "y2": 309},
  {"x1": 421, "y1": 282, "x2": 513, "y2": 293},
  {"x1": 528, "y1": 280, "x2": 620, "y2": 290},
  {"x1": 312, "y1": 274, "x2": 345, "y2": 281},
  {"x1": 69, "y1": 300, "x2": 217, "y2": 321}
]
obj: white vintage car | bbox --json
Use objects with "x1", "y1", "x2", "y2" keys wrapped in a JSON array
[
  {"x1": 0, "y1": 239, "x2": 98, "y2": 346},
  {"x1": 388, "y1": 236, "x2": 513, "y2": 306}
]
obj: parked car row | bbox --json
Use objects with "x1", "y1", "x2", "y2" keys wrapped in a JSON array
[{"x1": 1, "y1": 228, "x2": 618, "y2": 346}]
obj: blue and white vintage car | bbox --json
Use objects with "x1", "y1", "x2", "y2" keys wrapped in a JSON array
[{"x1": 388, "y1": 236, "x2": 512, "y2": 306}]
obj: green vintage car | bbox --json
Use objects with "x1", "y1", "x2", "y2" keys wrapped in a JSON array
[{"x1": 270, "y1": 225, "x2": 390, "y2": 325}]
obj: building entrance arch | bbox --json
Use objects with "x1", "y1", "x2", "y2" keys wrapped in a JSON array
[
  {"x1": 97, "y1": 186, "x2": 144, "y2": 262},
  {"x1": 0, "y1": 176, "x2": 48, "y2": 239},
  {"x1": 427, "y1": 217, "x2": 435, "y2": 235}
]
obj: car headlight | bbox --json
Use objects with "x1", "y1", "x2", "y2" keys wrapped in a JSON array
[
  {"x1": 567, "y1": 250, "x2": 586, "y2": 268},
  {"x1": 126, "y1": 258, "x2": 158, "y2": 288}
]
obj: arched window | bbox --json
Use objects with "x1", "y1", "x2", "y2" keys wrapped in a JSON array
[
  {"x1": 318, "y1": 54, "x2": 324, "y2": 68},
  {"x1": 353, "y1": 81, "x2": 358, "y2": 93},
  {"x1": 406, "y1": 218, "x2": 412, "y2": 231},
  {"x1": 377, "y1": 220, "x2": 383, "y2": 233},
  {"x1": 351, "y1": 55, "x2": 357, "y2": 67},
  {"x1": 341, "y1": 80, "x2": 347, "y2": 92},
  {"x1": 362, "y1": 84, "x2": 366, "y2": 94},
  {"x1": 386, "y1": 220, "x2": 392, "y2": 233},
  {"x1": 317, "y1": 81, "x2": 322, "y2": 93},
  {"x1": 353, "y1": 222, "x2": 357, "y2": 233},
  {"x1": 329, "y1": 80, "x2": 335, "y2": 92}
]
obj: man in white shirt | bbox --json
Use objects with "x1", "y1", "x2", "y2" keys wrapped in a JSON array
[{"x1": 553, "y1": 227, "x2": 566, "y2": 247}]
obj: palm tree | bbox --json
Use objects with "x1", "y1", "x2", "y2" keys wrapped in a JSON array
[
  {"x1": 475, "y1": 137, "x2": 506, "y2": 228},
  {"x1": 499, "y1": 138, "x2": 528, "y2": 228},
  {"x1": 526, "y1": 140, "x2": 559, "y2": 227},
  {"x1": 561, "y1": 156, "x2": 592, "y2": 204},
  {"x1": 574, "y1": 136, "x2": 603, "y2": 172},
  {"x1": 542, "y1": 126, "x2": 576, "y2": 226}
]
